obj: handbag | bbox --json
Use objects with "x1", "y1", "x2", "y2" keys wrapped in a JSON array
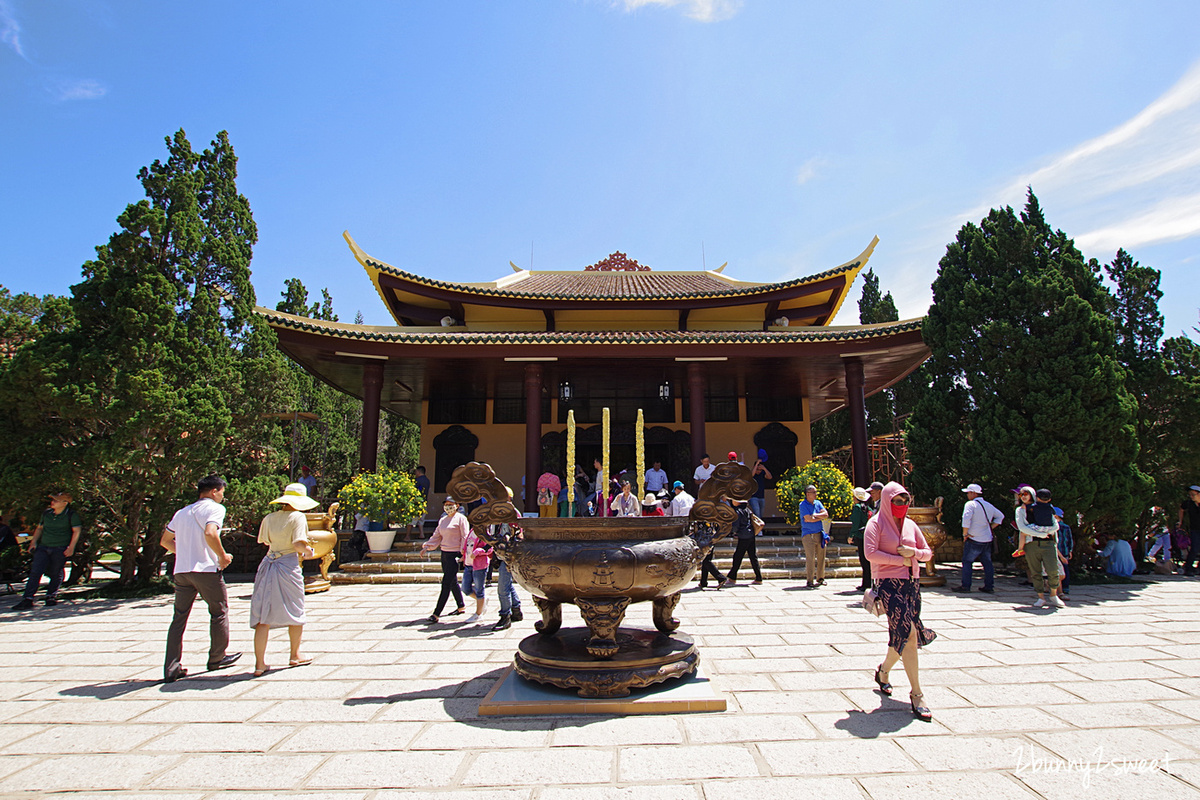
[
  {"x1": 750, "y1": 513, "x2": 765, "y2": 536},
  {"x1": 861, "y1": 584, "x2": 885, "y2": 616}
]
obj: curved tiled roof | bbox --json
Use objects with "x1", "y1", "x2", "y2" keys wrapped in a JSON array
[
  {"x1": 258, "y1": 308, "x2": 923, "y2": 345},
  {"x1": 490, "y1": 271, "x2": 742, "y2": 298},
  {"x1": 364, "y1": 257, "x2": 859, "y2": 301},
  {"x1": 346, "y1": 232, "x2": 878, "y2": 304}
]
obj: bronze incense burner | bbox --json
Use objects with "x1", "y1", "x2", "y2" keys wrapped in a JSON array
[{"x1": 447, "y1": 460, "x2": 753, "y2": 698}]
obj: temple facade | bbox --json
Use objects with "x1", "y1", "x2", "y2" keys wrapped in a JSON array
[{"x1": 259, "y1": 233, "x2": 929, "y2": 515}]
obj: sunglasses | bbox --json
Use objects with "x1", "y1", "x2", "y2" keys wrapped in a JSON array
[{"x1": 892, "y1": 496, "x2": 911, "y2": 506}]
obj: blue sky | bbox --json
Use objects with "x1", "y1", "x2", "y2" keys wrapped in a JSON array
[{"x1": 2, "y1": 0, "x2": 1198, "y2": 339}]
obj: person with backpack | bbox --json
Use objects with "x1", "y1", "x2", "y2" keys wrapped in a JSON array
[
  {"x1": 12, "y1": 492, "x2": 82, "y2": 610},
  {"x1": 953, "y1": 483, "x2": 1004, "y2": 594},
  {"x1": 1179, "y1": 485, "x2": 1200, "y2": 576}
]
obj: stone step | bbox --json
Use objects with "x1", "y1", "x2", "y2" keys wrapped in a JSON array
[
  {"x1": 365, "y1": 538, "x2": 856, "y2": 560},
  {"x1": 330, "y1": 565, "x2": 864, "y2": 586}
]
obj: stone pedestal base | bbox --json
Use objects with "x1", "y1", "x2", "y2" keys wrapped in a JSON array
[
  {"x1": 514, "y1": 628, "x2": 698, "y2": 698},
  {"x1": 303, "y1": 577, "x2": 331, "y2": 593}
]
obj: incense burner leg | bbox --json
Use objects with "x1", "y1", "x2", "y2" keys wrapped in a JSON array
[
  {"x1": 652, "y1": 592, "x2": 681, "y2": 633},
  {"x1": 575, "y1": 596, "x2": 631, "y2": 658},
  {"x1": 533, "y1": 596, "x2": 562, "y2": 636}
]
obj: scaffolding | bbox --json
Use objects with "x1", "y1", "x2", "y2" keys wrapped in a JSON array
[{"x1": 814, "y1": 427, "x2": 912, "y2": 487}]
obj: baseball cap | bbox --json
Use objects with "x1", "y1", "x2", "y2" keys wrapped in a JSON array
[
  {"x1": 727, "y1": 451, "x2": 738, "y2": 461},
  {"x1": 961, "y1": 483, "x2": 983, "y2": 494},
  {"x1": 673, "y1": 481, "x2": 684, "y2": 490},
  {"x1": 1190, "y1": 485, "x2": 1200, "y2": 492},
  {"x1": 869, "y1": 481, "x2": 884, "y2": 491}
]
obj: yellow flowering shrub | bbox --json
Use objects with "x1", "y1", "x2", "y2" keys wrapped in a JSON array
[
  {"x1": 337, "y1": 468, "x2": 426, "y2": 528},
  {"x1": 776, "y1": 459, "x2": 853, "y2": 524}
]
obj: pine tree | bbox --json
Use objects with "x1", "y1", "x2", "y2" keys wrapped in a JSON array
[
  {"x1": 0, "y1": 130, "x2": 287, "y2": 585},
  {"x1": 907, "y1": 190, "x2": 1149, "y2": 531}
]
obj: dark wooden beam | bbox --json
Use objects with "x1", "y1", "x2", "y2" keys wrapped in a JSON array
[
  {"x1": 777, "y1": 297, "x2": 837, "y2": 323},
  {"x1": 678, "y1": 308, "x2": 690, "y2": 331},
  {"x1": 543, "y1": 309, "x2": 556, "y2": 332}
]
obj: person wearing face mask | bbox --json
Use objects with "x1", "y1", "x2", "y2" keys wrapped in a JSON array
[
  {"x1": 420, "y1": 498, "x2": 469, "y2": 624},
  {"x1": 864, "y1": 481, "x2": 937, "y2": 722}
]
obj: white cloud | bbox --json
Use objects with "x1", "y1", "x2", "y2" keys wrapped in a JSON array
[
  {"x1": 619, "y1": 0, "x2": 744, "y2": 23},
  {"x1": 0, "y1": 0, "x2": 25, "y2": 59},
  {"x1": 52, "y1": 78, "x2": 107, "y2": 101},
  {"x1": 957, "y1": 58, "x2": 1200, "y2": 253},
  {"x1": 795, "y1": 156, "x2": 825, "y2": 186}
]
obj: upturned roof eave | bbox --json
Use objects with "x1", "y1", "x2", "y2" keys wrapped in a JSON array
[{"x1": 344, "y1": 231, "x2": 878, "y2": 318}]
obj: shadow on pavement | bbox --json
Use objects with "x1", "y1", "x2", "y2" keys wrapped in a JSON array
[
  {"x1": 343, "y1": 669, "x2": 627, "y2": 731},
  {"x1": 833, "y1": 701, "x2": 925, "y2": 738},
  {"x1": 60, "y1": 673, "x2": 247, "y2": 699}
]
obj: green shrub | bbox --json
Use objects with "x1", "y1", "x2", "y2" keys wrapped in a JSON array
[
  {"x1": 777, "y1": 460, "x2": 853, "y2": 524},
  {"x1": 337, "y1": 468, "x2": 426, "y2": 528}
]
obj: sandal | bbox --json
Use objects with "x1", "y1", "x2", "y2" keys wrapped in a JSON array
[
  {"x1": 910, "y1": 691, "x2": 932, "y2": 721},
  {"x1": 426, "y1": 614, "x2": 439, "y2": 624},
  {"x1": 873, "y1": 665, "x2": 893, "y2": 696},
  {"x1": 253, "y1": 666, "x2": 270, "y2": 678},
  {"x1": 449, "y1": 607, "x2": 466, "y2": 616},
  {"x1": 289, "y1": 657, "x2": 313, "y2": 668}
]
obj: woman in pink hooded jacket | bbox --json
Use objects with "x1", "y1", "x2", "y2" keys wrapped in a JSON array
[{"x1": 864, "y1": 481, "x2": 936, "y2": 721}]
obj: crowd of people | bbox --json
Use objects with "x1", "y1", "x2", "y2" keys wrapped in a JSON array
[{"x1": 6, "y1": 463, "x2": 1200, "y2": 726}]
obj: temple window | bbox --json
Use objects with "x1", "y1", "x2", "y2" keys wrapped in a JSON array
[{"x1": 428, "y1": 381, "x2": 486, "y2": 425}]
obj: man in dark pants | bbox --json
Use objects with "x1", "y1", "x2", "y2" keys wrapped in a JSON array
[
  {"x1": 160, "y1": 474, "x2": 241, "y2": 682},
  {"x1": 954, "y1": 482, "x2": 1004, "y2": 593},
  {"x1": 725, "y1": 498, "x2": 763, "y2": 585},
  {"x1": 12, "y1": 493, "x2": 82, "y2": 610},
  {"x1": 1179, "y1": 485, "x2": 1200, "y2": 576}
]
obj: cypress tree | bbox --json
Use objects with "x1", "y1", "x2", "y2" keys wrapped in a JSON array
[
  {"x1": 0, "y1": 130, "x2": 288, "y2": 585},
  {"x1": 907, "y1": 190, "x2": 1149, "y2": 530}
]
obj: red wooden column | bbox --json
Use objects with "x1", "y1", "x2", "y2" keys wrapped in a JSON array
[
  {"x1": 844, "y1": 357, "x2": 870, "y2": 488},
  {"x1": 359, "y1": 361, "x2": 384, "y2": 472},
  {"x1": 524, "y1": 363, "x2": 543, "y2": 514},
  {"x1": 688, "y1": 362, "x2": 706, "y2": 474}
]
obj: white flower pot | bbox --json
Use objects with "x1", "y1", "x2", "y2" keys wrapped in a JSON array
[{"x1": 366, "y1": 529, "x2": 398, "y2": 553}]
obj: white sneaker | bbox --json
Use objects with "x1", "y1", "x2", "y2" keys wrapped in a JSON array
[
  {"x1": 1052, "y1": 595, "x2": 1066, "y2": 608},
  {"x1": 464, "y1": 614, "x2": 480, "y2": 623},
  {"x1": 1033, "y1": 598, "x2": 1047, "y2": 608}
]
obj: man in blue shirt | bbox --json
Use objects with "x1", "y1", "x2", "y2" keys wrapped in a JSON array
[
  {"x1": 1098, "y1": 535, "x2": 1136, "y2": 578},
  {"x1": 409, "y1": 466, "x2": 431, "y2": 539},
  {"x1": 799, "y1": 485, "x2": 829, "y2": 588}
]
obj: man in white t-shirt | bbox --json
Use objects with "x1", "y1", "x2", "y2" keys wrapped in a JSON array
[
  {"x1": 160, "y1": 474, "x2": 241, "y2": 682},
  {"x1": 693, "y1": 455, "x2": 715, "y2": 493},
  {"x1": 669, "y1": 482, "x2": 695, "y2": 517}
]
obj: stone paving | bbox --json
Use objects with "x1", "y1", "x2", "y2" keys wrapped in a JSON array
[{"x1": 1, "y1": 572, "x2": 1199, "y2": 798}]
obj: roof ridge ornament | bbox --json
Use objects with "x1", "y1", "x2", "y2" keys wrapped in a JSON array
[{"x1": 584, "y1": 252, "x2": 651, "y2": 272}]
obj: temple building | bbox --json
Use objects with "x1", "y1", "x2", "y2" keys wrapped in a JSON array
[{"x1": 259, "y1": 233, "x2": 929, "y2": 515}]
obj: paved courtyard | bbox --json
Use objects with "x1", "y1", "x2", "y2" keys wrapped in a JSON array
[{"x1": 1, "y1": 572, "x2": 1199, "y2": 799}]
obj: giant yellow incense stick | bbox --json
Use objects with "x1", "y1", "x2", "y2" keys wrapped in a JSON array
[
  {"x1": 601, "y1": 407, "x2": 610, "y2": 516},
  {"x1": 635, "y1": 408, "x2": 645, "y2": 502},
  {"x1": 566, "y1": 409, "x2": 576, "y2": 512}
]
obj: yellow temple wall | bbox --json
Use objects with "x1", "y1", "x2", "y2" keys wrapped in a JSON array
[{"x1": 416, "y1": 399, "x2": 813, "y2": 519}]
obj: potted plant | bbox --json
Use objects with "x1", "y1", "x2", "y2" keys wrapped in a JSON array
[
  {"x1": 337, "y1": 468, "x2": 426, "y2": 553},
  {"x1": 776, "y1": 460, "x2": 853, "y2": 529}
]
